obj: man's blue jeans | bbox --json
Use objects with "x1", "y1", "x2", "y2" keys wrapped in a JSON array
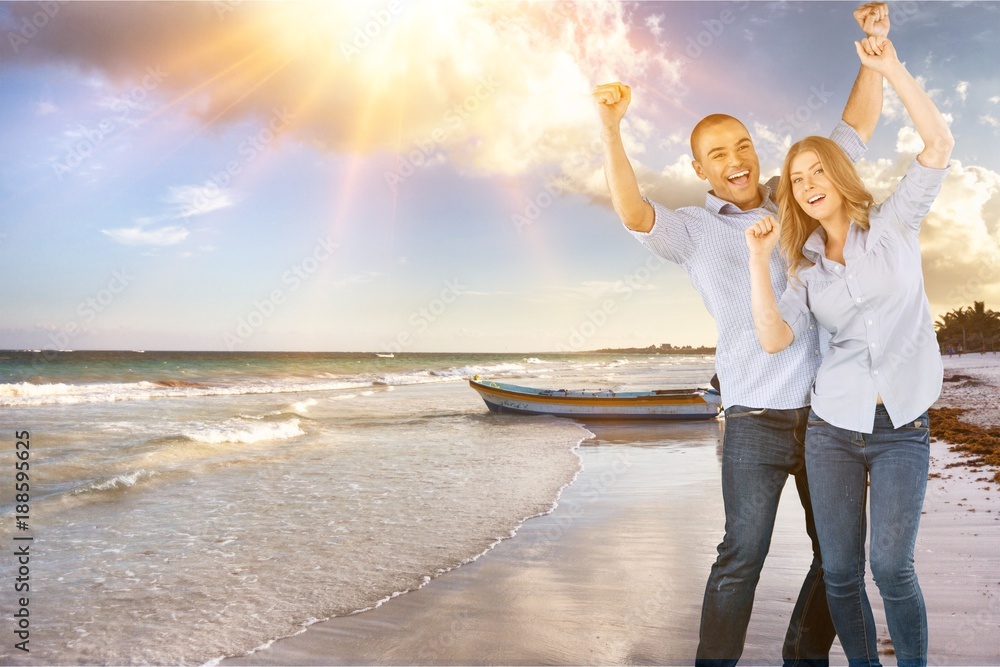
[
  {"x1": 696, "y1": 405, "x2": 836, "y2": 667},
  {"x1": 805, "y1": 406, "x2": 930, "y2": 667}
]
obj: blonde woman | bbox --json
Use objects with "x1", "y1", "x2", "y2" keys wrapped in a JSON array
[{"x1": 743, "y1": 36, "x2": 953, "y2": 667}]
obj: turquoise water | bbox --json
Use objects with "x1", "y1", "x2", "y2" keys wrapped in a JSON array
[{"x1": 0, "y1": 350, "x2": 715, "y2": 664}]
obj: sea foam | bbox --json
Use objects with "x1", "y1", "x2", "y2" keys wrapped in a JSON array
[{"x1": 182, "y1": 418, "x2": 304, "y2": 444}]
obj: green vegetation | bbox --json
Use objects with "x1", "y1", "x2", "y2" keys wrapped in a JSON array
[
  {"x1": 936, "y1": 301, "x2": 1000, "y2": 353},
  {"x1": 589, "y1": 343, "x2": 716, "y2": 354}
]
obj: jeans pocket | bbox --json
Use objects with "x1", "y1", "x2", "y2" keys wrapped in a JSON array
[
  {"x1": 898, "y1": 411, "x2": 931, "y2": 432},
  {"x1": 725, "y1": 405, "x2": 768, "y2": 419},
  {"x1": 806, "y1": 408, "x2": 826, "y2": 427}
]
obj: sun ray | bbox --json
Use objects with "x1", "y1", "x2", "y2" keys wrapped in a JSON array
[
  {"x1": 126, "y1": 49, "x2": 302, "y2": 185},
  {"x1": 319, "y1": 27, "x2": 411, "y2": 248},
  {"x1": 59, "y1": 42, "x2": 278, "y2": 187}
]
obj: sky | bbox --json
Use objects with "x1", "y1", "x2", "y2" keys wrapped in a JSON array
[{"x1": 1, "y1": 0, "x2": 998, "y2": 353}]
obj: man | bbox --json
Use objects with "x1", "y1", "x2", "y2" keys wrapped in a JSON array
[{"x1": 592, "y1": 4, "x2": 890, "y2": 666}]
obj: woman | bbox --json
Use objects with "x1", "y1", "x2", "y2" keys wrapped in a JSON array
[{"x1": 743, "y1": 35, "x2": 953, "y2": 667}]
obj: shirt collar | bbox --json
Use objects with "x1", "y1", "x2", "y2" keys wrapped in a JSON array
[
  {"x1": 802, "y1": 221, "x2": 865, "y2": 265},
  {"x1": 704, "y1": 182, "x2": 773, "y2": 215},
  {"x1": 803, "y1": 226, "x2": 827, "y2": 263}
]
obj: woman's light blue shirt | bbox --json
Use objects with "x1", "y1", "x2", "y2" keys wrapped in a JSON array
[{"x1": 778, "y1": 159, "x2": 949, "y2": 433}]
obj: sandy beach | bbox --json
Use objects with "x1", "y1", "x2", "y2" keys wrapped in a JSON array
[{"x1": 225, "y1": 354, "x2": 1000, "y2": 666}]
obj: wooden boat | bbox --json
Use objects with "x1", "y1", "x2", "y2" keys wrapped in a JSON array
[{"x1": 469, "y1": 375, "x2": 722, "y2": 421}]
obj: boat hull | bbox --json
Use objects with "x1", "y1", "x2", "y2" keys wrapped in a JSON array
[{"x1": 469, "y1": 378, "x2": 721, "y2": 421}]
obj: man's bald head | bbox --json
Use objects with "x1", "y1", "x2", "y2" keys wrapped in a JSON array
[{"x1": 690, "y1": 114, "x2": 749, "y2": 163}]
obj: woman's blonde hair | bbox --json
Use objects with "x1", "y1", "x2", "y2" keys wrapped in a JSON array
[{"x1": 777, "y1": 136, "x2": 874, "y2": 279}]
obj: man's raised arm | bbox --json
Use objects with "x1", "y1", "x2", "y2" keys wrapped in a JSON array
[
  {"x1": 840, "y1": 2, "x2": 890, "y2": 143},
  {"x1": 593, "y1": 82, "x2": 655, "y2": 233}
]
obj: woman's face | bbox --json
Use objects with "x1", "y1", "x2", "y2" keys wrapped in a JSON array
[{"x1": 789, "y1": 150, "x2": 844, "y2": 220}]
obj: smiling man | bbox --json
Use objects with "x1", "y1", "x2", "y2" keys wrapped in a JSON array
[
  {"x1": 592, "y1": 4, "x2": 890, "y2": 666},
  {"x1": 690, "y1": 115, "x2": 762, "y2": 209}
]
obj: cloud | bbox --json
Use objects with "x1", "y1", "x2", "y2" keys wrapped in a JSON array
[
  {"x1": 519, "y1": 278, "x2": 658, "y2": 304},
  {"x1": 881, "y1": 77, "x2": 905, "y2": 122},
  {"x1": 980, "y1": 114, "x2": 1000, "y2": 129},
  {"x1": 896, "y1": 126, "x2": 923, "y2": 154},
  {"x1": 101, "y1": 225, "x2": 189, "y2": 246},
  {"x1": 10, "y1": 2, "x2": 998, "y2": 313},
  {"x1": 749, "y1": 121, "x2": 792, "y2": 172},
  {"x1": 165, "y1": 184, "x2": 234, "y2": 219},
  {"x1": 0, "y1": 2, "x2": 682, "y2": 181},
  {"x1": 991, "y1": 96, "x2": 1000, "y2": 104},
  {"x1": 855, "y1": 155, "x2": 1000, "y2": 312},
  {"x1": 100, "y1": 182, "x2": 233, "y2": 246},
  {"x1": 35, "y1": 100, "x2": 57, "y2": 115},
  {"x1": 956, "y1": 80, "x2": 969, "y2": 102},
  {"x1": 882, "y1": 74, "x2": 941, "y2": 118},
  {"x1": 644, "y1": 14, "x2": 664, "y2": 37}
]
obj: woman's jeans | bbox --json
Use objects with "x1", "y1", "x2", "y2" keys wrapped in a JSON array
[{"x1": 805, "y1": 405, "x2": 930, "y2": 667}]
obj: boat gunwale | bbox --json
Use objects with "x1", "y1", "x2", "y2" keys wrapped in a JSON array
[{"x1": 469, "y1": 378, "x2": 717, "y2": 406}]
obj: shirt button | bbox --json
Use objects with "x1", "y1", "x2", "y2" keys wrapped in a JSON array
[
  {"x1": 868, "y1": 320, "x2": 873, "y2": 325},
  {"x1": 814, "y1": 349, "x2": 819, "y2": 355},
  {"x1": 871, "y1": 343, "x2": 877, "y2": 348},
  {"x1": 856, "y1": 297, "x2": 862, "y2": 303},
  {"x1": 848, "y1": 274, "x2": 854, "y2": 279},
  {"x1": 809, "y1": 324, "x2": 815, "y2": 330},
  {"x1": 873, "y1": 370, "x2": 879, "y2": 375}
]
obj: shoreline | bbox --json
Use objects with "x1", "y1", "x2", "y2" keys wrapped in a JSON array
[
  {"x1": 222, "y1": 420, "x2": 728, "y2": 665},
  {"x1": 225, "y1": 354, "x2": 1000, "y2": 666},
  {"x1": 935, "y1": 352, "x2": 1000, "y2": 483},
  {"x1": 209, "y1": 426, "x2": 592, "y2": 666}
]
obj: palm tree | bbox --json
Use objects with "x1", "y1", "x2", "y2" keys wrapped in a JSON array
[
  {"x1": 966, "y1": 301, "x2": 1000, "y2": 352},
  {"x1": 936, "y1": 302, "x2": 1000, "y2": 353},
  {"x1": 936, "y1": 308, "x2": 969, "y2": 350}
]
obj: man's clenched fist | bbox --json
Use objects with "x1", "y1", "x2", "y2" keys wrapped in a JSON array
[{"x1": 592, "y1": 82, "x2": 631, "y2": 128}]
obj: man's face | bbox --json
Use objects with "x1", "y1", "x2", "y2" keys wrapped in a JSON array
[{"x1": 691, "y1": 119, "x2": 762, "y2": 211}]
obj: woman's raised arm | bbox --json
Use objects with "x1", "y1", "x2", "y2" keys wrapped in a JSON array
[{"x1": 855, "y1": 37, "x2": 954, "y2": 169}]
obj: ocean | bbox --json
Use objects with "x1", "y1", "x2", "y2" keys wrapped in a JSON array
[{"x1": 0, "y1": 350, "x2": 716, "y2": 664}]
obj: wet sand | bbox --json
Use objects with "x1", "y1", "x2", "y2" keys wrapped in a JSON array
[{"x1": 225, "y1": 395, "x2": 1000, "y2": 665}]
